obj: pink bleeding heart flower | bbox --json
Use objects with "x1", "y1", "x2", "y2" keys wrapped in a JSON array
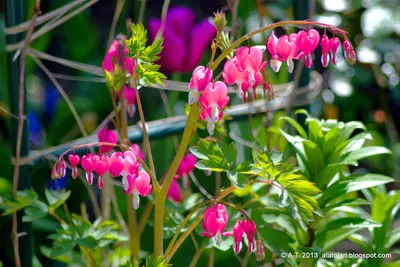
[
  {"x1": 234, "y1": 46, "x2": 266, "y2": 100},
  {"x1": 93, "y1": 155, "x2": 111, "y2": 189},
  {"x1": 223, "y1": 220, "x2": 245, "y2": 254},
  {"x1": 188, "y1": 66, "x2": 213, "y2": 104},
  {"x1": 320, "y1": 34, "x2": 330, "y2": 68},
  {"x1": 102, "y1": 38, "x2": 136, "y2": 75},
  {"x1": 98, "y1": 127, "x2": 118, "y2": 153},
  {"x1": 81, "y1": 154, "x2": 94, "y2": 185},
  {"x1": 148, "y1": 7, "x2": 216, "y2": 73},
  {"x1": 130, "y1": 144, "x2": 145, "y2": 162},
  {"x1": 276, "y1": 34, "x2": 298, "y2": 73},
  {"x1": 118, "y1": 85, "x2": 137, "y2": 117},
  {"x1": 202, "y1": 204, "x2": 228, "y2": 246},
  {"x1": 121, "y1": 151, "x2": 140, "y2": 190},
  {"x1": 343, "y1": 40, "x2": 356, "y2": 65},
  {"x1": 109, "y1": 152, "x2": 125, "y2": 177},
  {"x1": 124, "y1": 171, "x2": 152, "y2": 209},
  {"x1": 267, "y1": 31, "x2": 282, "y2": 72},
  {"x1": 296, "y1": 29, "x2": 320, "y2": 68},
  {"x1": 68, "y1": 154, "x2": 80, "y2": 179},
  {"x1": 167, "y1": 179, "x2": 182, "y2": 202},
  {"x1": 175, "y1": 153, "x2": 197, "y2": 187},
  {"x1": 199, "y1": 81, "x2": 229, "y2": 136},
  {"x1": 329, "y1": 37, "x2": 340, "y2": 65},
  {"x1": 223, "y1": 58, "x2": 250, "y2": 98},
  {"x1": 242, "y1": 219, "x2": 257, "y2": 252}
]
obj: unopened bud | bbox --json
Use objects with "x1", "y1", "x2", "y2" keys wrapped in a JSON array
[
  {"x1": 213, "y1": 11, "x2": 227, "y2": 32},
  {"x1": 343, "y1": 40, "x2": 357, "y2": 65},
  {"x1": 263, "y1": 81, "x2": 274, "y2": 101},
  {"x1": 255, "y1": 239, "x2": 265, "y2": 262}
]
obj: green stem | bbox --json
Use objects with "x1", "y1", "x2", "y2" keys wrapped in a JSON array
[{"x1": 154, "y1": 193, "x2": 166, "y2": 256}]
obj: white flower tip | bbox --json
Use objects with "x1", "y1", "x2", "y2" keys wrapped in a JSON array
[
  {"x1": 133, "y1": 193, "x2": 140, "y2": 209},
  {"x1": 287, "y1": 59, "x2": 294, "y2": 73},
  {"x1": 207, "y1": 120, "x2": 215, "y2": 136},
  {"x1": 270, "y1": 59, "x2": 282, "y2": 73},
  {"x1": 255, "y1": 45, "x2": 266, "y2": 53},
  {"x1": 188, "y1": 90, "x2": 199, "y2": 105}
]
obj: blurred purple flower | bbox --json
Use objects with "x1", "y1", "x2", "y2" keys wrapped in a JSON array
[{"x1": 148, "y1": 6, "x2": 216, "y2": 73}]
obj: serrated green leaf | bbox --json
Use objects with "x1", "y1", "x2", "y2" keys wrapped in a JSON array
[
  {"x1": 142, "y1": 37, "x2": 163, "y2": 62},
  {"x1": 195, "y1": 159, "x2": 226, "y2": 172},
  {"x1": 45, "y1": 189, "x2": 71, "y2": 212},
  {"x1": 227, "y1": 171, "x2": 247, "y2": 188}
]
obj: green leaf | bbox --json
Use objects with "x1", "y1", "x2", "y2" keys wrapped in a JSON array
[
  {"x1": 216, "y1": 141, "x2": 236, "y2": 166},
  {"x1": 338, "y1": 121, "x2": 366, "y2": 143},
  {"x1": 142, "y1": 38, "x2": 163, "y2": 62},
  {"x1": 314, "y1": 228, "x2": 362, "y2": 252},
  {"x1": 295, "y1": 109, "x2": 312, "y2": 118},
  {"x1": 45, "y1": 189, "x2": 71, "y2": 212},
  {"x1": 277, "y1": 173, "x2": 320, "y2": 229},
  {"x1": 136, "y1": 63, "x2": 166, "y2": 87},
  {"x1": 340, "y1": 146, "x2": 391, "y2": 163},
  {"x1": 125, "y1": 23, "x2": 147, "y2": 58},
  {"x1": 321, "y1": 174, "x2": 394, "y2": 207},
  {"x1": 302, "y1": 141, "x2": 324, "y2": 181},
  {"x1": 195, "y1": 159, "x2": 226, "y2": 172},
  {"x1": 258, "y1": 227, "x2": 295, "y2": 253},
  {"x1": 227, "y1": 171, "x2": 247, "y2": 189},
  {"x1": 348, "y1": 234, "x2": 373, "y2": 253},
  {"x1": 50, "y1": 240, "x2": 75, "y2": 258},
  {"x1": 280, "y1": 116, "x2": 307, "y2": 138},
  {"x1": 22, "y1": 200, "x2": 48, "y2": 222},
  {"x1": 386, "y1": 228, "x2": 400, "y2": 250},
  {"x1": 315, "y1": 217, "x2": 381, "y2": 240},
  {"x1": 145, "y1": 254, "x2": 172, "y2": 267},
  {"x1": 76, "y1": 236, "x2": 98, "y2": 249}
]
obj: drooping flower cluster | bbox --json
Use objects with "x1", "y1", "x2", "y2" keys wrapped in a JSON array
[
  {"x1": 102, "y1": 37, "x2": 138, "y2": 117},
  {"x1": 267, "y1": 29, "x2": 355, "y2": 71},
  {"x1": 201, "y1": 204, "x2": 265, "y2": 259},
  {"x1": 223, "y1": 46, "x2": 267, "y2": 101},
  {"x1": 167, "y1": 153, "x2": 197, "y2": 202},
  {"x1": 52, "y1": 144, "x2": 151, "y2": 209}
]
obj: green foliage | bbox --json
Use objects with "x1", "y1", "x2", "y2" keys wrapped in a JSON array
[
  {"x1": 47, "y1": 215, "x2": 127, "y2": 258},
  {"x1": 124, "y1": 23, "x2": 166, "y2": 88},
  {"x1": 104, "y1": 65, "x2": 129, "y2": 92}
]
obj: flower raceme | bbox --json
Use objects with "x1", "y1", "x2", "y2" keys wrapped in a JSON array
[
  {"x1": 223, "y1": 219, "x2": 257, "y2": 253},
  {"x1": 53, "y1": 148, "x2": 152, "y2": 209}
]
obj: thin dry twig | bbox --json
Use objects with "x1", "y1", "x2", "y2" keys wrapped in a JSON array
[
  {"x1": 4, "y1": 0, "x2": 85, "y2": 35},
  {"x1": 0, "y1": 105, "x2": 21, "y2": 120},
  {"x1": 12, "y1": 2, "x2": 41, "y2": 266},
  {"x1": 6, "y1": 0, "x2": 99, "y2": 52},
  {"x1": 107, "y1": 0, "x2": 125, "y2": 47},
  {"x1": 155, "y1": 0, "x2": 171, "y2": 40},
  {"x1": 138, "y1": 0, "x2": 147, "y2": 23},
  {"x1": 31, "y1": 56, "x2": 88, "y2": 137}
]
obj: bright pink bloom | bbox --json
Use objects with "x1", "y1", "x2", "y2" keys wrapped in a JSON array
[
  {"x1": 102, "y1": 39, "x2": 136, "y2": 75},
  {"x1": 223, "y1": 58, "x2": 249, "y2": 97},
  {"x1": 296, "y1": 29, "x2": 320, "y2": 68},
  {"x1": 93, "y1": 155, "x2": 111, "y2": 189},
  {"x1": 202, "y1": 204, "x2": 228, "y2": 246},
  {"x1": 329, "y1": 37, "x2": 340, "y2": 65},
  {"x1": 175, "y1": 153, "x2": 197, "y2": 187},
  {"x1": 121, "y1": 151, "x2": 140, "y2": 190},
  {"x1": 343, "y1": 40, "x2": 356, "y2": 65},
  {"x1": 98, "y1": 128, "x2": 118, "y2": 153},
  {"x1": 125, "y1": 171, "x2": 152, "y2": 209},
  {"x1": 81, "y1": 154, "x2": 94, "y2": 185},
  {"x1": 267, "y1": 32, "x2": 282, "y2": 72},
  {"x1": 277, "y1": 34, "x2": 298, "y2": 73},
  {"x1": 242, "y1": 220, "x2": 257, "y2": 252},
  {"x1": 68, "y1": 154, "x2": 80, "y2": 179},
  {"x1": 167, "y1": 179, "x2": 182, "y2": 202},
  {"x1": 199, "y1": 81, "x2": 229, "y2": 135},
  {"x1": 188, "y1": 66, "x2": 213, "y2": 104},
  {"x1": 109, "y1": 152, "x2": 125, "y2": 177},
  {"x1": 224, "y1": 220, "x2": 245, "y2": 254},
  {"x1": 148, "y1": 7, "x2": 216, "y2": 73},
  {"x1": 130, "y1": 144, "x2": 145, "y2": 162},
  {"x1": 118, "y1": 85, "x2": 137, "y2": 117},
  {"x1": 223, "y1": 46, "x2": 266, "y2": 101},
  {"x1": 234, "y1": 46, "x2": 266, "y2": 99},
  {"x1": 320, "y1": 34, "x2": 330, "y2": 67}
]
